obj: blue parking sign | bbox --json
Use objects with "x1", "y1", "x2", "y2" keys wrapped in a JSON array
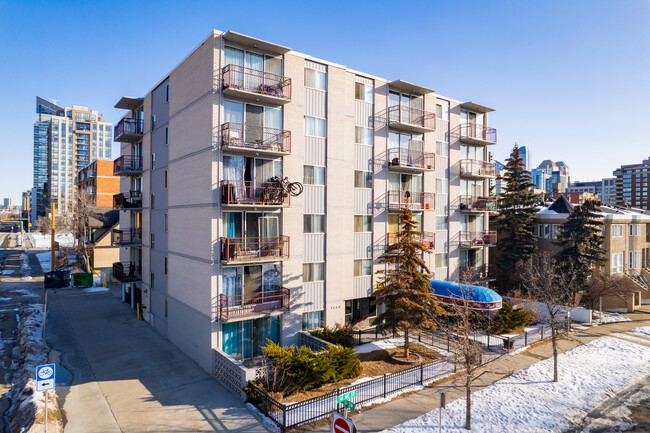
[{"x1": 36, "y1": 364, "x2": 55, "y2": 392}]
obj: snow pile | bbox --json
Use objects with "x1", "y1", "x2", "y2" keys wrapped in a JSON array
[
  {"x1": 356, "y1": 337, "x2": 451, "y2": 356},
  {"x1": 381, "y1": 336, "x2": 650, "y2": 433},
  {"x1": 7, "y1": 304, "x2": 63, "y2": 433},
  {"x1": 29, "y1": 233, "x2": 74, "y2": 249},
  {"x1": 83, "y1": 287, "x2": 109, "y2": 293},
  {"x1": 593, "y1": 311, "x2": 631, "y2": 324},
  {"x1": 630, "y1": 326, "x2": 650, "y2": 338}
]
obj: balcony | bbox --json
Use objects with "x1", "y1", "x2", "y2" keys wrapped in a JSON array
[
  {"x1": 113, "y1": 155, "x2": 143, "y2": 176},
  {"x1": 459, "y1": 195, "x2": 498, "y2": 212},
  {"x1": 112, "y1": 262, "x2": 141, "y2": 283},
  {"x1": 112, "y1": 228, "x2": 142, "y2": 246},
  {"x1": 114, "y1": 117, "x2": 144, "y2": 143},
  {"x1": 221, "y1": 122, "x2": 290, "y2": 155},
  {"x1": 387, "y1": 105, "x2": 436, "y2": 133},
  {"x1": 219, "y1": 288, "x2": 290, "y2": 321},
  {"x1": 220, "y1": 236, "x2": 290, "y2": 263},
  {"x1": 459, "y1": 264, "x2": 496, "y2": 282},
  {"x1": 388, "y1": 231, "x2": 435, "y2": 248},
  {"x1": 459, "y1": 123, "x2": 497, "y2": 145},
  {"x1": 221, "y1": 181, "x2": 289, "y2": 207},
  {"x1": 113, "y1": 191, "x2": 142, "y2": 210},
  {"x1": 460, "y1": 159, "x2": 497, "y2": 178},
  {"x1": 387, "y1": 191, "x2": 434, "y2": 211},
  {"x1": 222, "y1": 64, "x2": 291, "y2": 104},
  {"x1": 387, "y1": 147, "x2": 435, "y2": 171},
  {"x1": 459, "y1": 231, "x2": 497, "y2": 248}
]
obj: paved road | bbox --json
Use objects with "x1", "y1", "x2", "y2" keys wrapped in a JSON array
[{"x1": 46, "y1": 286, "x2": 271, "y2": 433}]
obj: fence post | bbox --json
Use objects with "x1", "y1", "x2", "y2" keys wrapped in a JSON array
[
  {"x1": 336, "y1": 388, "x2": 340, "y2": 414},
  {"x1": 487, "y1": 333, "x2": 490, "y2": 349},
  {"x1": 525, "y1": 331, "x2": 528, "y2": 347},
  {"x1": 358, "y1": 330, "x2": 361, "y2": 346},
  {"x1": 447, "y1": 335, "x2": 450, "y2": 353},
  {"x1": 420, "y1": 363, "x2": 424, "y2": 384},
  {"x1": 541, "y1": 326, "x2": 544, "y2": 340},
  {"x1": 282, "y1": 405, "x2": 287, "y2": 432},
  {"x1": 383, "y1": 373, "x2": 387, "y2": 398}
]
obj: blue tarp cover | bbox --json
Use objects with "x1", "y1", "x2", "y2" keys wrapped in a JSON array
[{"x1": 429, "y1": 280, "x2": 502, "y2": 304}]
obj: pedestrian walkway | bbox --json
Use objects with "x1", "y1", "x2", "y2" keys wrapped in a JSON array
[{"x1": 307, "y1": 307, "x2": 650, "y2": 433}]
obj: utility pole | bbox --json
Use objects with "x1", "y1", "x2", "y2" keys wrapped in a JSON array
[{"x1": 43, "y1": 203, "x2": 55, "y2": 341}]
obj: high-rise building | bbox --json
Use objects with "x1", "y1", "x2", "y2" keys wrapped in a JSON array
[
  {"x1": 530, "y1": 159, "x2": 569, "y2": 195},
  {"x1": 2, "y1": 198, "x2": 11, "y2": 208},
  {"x1": 566, "y1": 180, "x2": 602, "y2": 199},
  {"x1": 519, "y1": 145, "x2": 531, "y2": 172},
  {"x1": 601, "y1": 178, "x2": 616, "y2": 206},
  {"x1": 613, "y1": 157, "x2": 650, "y2": 209},
  {"x1": 33, "y1": 97, "x2": 113, "y2": 217},
  {"x1": 110, "y1": 30, "x2": 498, "y2": 381}
]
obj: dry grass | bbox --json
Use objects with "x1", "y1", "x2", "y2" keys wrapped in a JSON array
[{"x1": 276, "y1": 343, "x2": 443, "y2": 403}]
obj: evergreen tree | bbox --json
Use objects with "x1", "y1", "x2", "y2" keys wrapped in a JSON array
[
  {"x1": 372, "y1": 206, "x2": 442, "y2": 359},
  {"x1": 492, "y1": 145, "x2": 539, "y2": 292},
  {"x1": 556, "y1": 198, "x2": 606, "y2": 303}
]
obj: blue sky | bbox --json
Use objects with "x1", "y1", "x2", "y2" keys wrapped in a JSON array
[{"x1": 1, "y1": 0, "x2": 649, "y2": 203}]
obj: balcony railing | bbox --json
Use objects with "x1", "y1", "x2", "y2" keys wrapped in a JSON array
[
  {"x1": 388, "y1": 231, "x2": 435, "y2": 247},
  {"x1": 113, "y1": 155, "x2": 143, "y2": 176},
  {"x1": 112, "y1": 262, "x2": 141, "y2": 283},
  {"x1": 459, "y1": 195, "x2": 498, "y2": 212},
  {"x1": 114, "y1": 117, "x2": 144, "y2": 142},
  {"x1": 460, "y1": 159, "x2": 497, "y2": 177},
  {"x1": 221, "y1": 122, "x2": 291, "y2": 153},
  {"x1": 387, "y1": 147, "x2": 435, "y2": 170},
  {"x1": 219, "y1": 288, "x2": 290, "y2": 321},
  {"x1": 114, "y1": 191, "x2": 143, "y2": 209},
  {"x1": 459, "y1": 264, "x2": 496, "y2": 282},
  {"x1": 459, "y1": 231, "x2": 497, "y2": 247},
  {"x1": 221, "y1": 181, "x2": 289, "y2": 206},
  {"x1": 387, "y1": 191, "x2": 434, "y2": 211},
  {"x1": 220, "y1": 236, "x2": 290, "y2": 263},
  {"x1": 112, "y1": 228, "x2": 142, "y2": 246},
  {"x1": 387, "y1": 105, "x2": 436, "y2": 131},
  {"x1": 459, "y1": 123, "x2": 497, "y2": 144},
  {"x1": 222, "y1": 64, "x2": 291, "y2": 100}
]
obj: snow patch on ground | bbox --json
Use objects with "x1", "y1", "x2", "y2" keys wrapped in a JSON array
[
  {"x1": 593, "y1": 311, "x2": 632, "y2": 324},
  {"x1": 246, "y1": 403, "x2": 281, "y2": 433},
  {"x1": 83, "y1": 287, "x2": 109, "y2": 293},
  {"x1": 355, "y1": 337, "x2": 451, "y2": 357},
  {"x1": 381, "y1": 336, "x2": 650, "y2": 433},
  {"x1": 630, "y1": 326, "x2": 650, "y2": 338},
  {"x1": 29, "y1": 233, "x2": 74, "y2": 249}
]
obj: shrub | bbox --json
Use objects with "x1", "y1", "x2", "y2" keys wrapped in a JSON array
[
  {"x1": 488, "y1": 302, "x2": 536, "y2": 334},
  {"x1": 310, "y1": 323, "x2": 355, "y2": 348},
  {"x1": 261, "y1": 341, "x2": 362, "y2": 396}
]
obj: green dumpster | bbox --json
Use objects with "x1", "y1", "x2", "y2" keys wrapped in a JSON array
[{"x1": 71, "y1": 272, "x2": 93, "y2": 288}]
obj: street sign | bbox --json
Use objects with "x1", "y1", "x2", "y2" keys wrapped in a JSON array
[
  {"x1": 342, "y1": 400, "x2": 356, "y2": 411},
  {"x1": 332, "y1": 413, "x2": 355, "y2": 433},
  {"x1": 337, "y1": 390, "x2": 357, "y2": 404},
  {"x1": 36, "y1": 364, "x2": 55, "y2": 392}
]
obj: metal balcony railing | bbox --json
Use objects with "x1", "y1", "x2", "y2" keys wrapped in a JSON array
[
  {"x1": 459, "y1": 195, "x2": 498, "y2": 212},
  {"x1": 459, "y1": 123, "x2": 497, "y2": 144},
  {"x1": 112, "y1": 262, "x2": 142, "y2": 283},
  {"x1": 459, "y1": 231, "x2": 497, "y2": 247},
  {"x1": 221, "y1": 122, "x2": 291, "y2": 153},
  {"x1": 222, "y1": 64, "x2": 291, "y2": 100},
  {"x1": 388, "y1": 105, "x2": 436, "y2": 130},
  {"x1": 221, "y1": 181, "x2": 289, "y2": 206},
  {"x1": 460, "y1": 159, "x2": 497, "y2": 177},
  {"x1": 219, "y1": 288, "x2": 290, "y2": 320},
  {"x1": 220, "y1": 236, "x2": 290, "y2": 262},
  {"x1": 459, "y1": 264, "x2": 496, "y2": 282},
  {"x1": 387, "y1": 231, "x2": 435, "y2": 247},
  {"x1": 112, "y1": 228, "x2": 142, "y2": 246},
  {"x1": 113, "y1": 191, "x2": 143, "y2": 209},
  {"x1": 387, "y1": 191, "x2": 434, "y2": 211},
  {"x1": 114, "y1": 117, "x2": 144, "y2": 142},
  {"x1": 387, "y1": 147, "x2": 435, "y2": 170},
  {"x1": 113, "y1": 155, "x2": 143, "y2": 176}
]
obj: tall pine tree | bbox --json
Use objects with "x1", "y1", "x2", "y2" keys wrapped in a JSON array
[
  {"x1": 492, "y1": 145, "x2": 539, "y2": 292},
  {"x1": 556, "y1": 198, "x2": 606, "y2": 303}
]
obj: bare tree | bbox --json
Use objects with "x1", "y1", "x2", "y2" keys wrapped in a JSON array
[
  {"x1": 521, "y1": 252, "x2": 577, "y2": 382},
  {"x1": 36, "y1": 216, "x2": 51, "y2": 235},
  {"x1": 580, "y1": 271, "x2": 635, "y2": 310},
  {"x1": 72, "y1": 191, "x2": 100, "y2": 273}
]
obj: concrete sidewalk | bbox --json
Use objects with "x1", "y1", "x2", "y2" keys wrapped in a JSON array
[
  {"x1": 46, "y1": 286, "x2": 271, "y2": 433},
  {"x1": 307, "y1": 307, "x2": 650, "y2": 433}
]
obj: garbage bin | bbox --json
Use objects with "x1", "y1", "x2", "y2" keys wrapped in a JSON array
[
  {"x1": 71, "y1": 272, "x2": 93, "y2": 288},
  {"x1": 44, "y1": 270, "x2": 70, "y2": 289}
]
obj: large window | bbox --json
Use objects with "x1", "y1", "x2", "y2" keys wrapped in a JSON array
[
  {"x1": 354, "y1": 215, "x2": 372, "y2": 232},
  {"x1": 435, "y1": 253, "x2": 448, "y2": 268},
  {"x1": 355, "y1": 82, "x2": 373, "y2": 102},
  {"x1": 354, "y1": 171, "x2": 372, "y2": 188},
  {"x1": 436, "y1": 102, "x2": 449, "y2": 121},
  {"x1": 611, "y1": 253, "x2": 623, "y2": 274},
  {"x1": 345, "y1": 296, "x2": 376, "y2": 324},
  {"x1": 611, "y1": 224, "x2": 623, "y2": 237},
  {"x1": 304, "y1": 165, "x2": 325, "y2": 185},
  {"x1": 222, "y1": 317, "x2": 279, "y2": 360},
  {"x1": 305, "y1": 116, "x2": 326, "y2": 137},
  {"x1": 304, "y1": 214, "x2": 325, "y2": 233},
  {"x1": 303, "y1": 262, "x2": 324, "y2": 282},
  {"x1": 629, "y1": 251, "x2": 641, "y2": 270},
  {"x1": 353, "y1": 259, "x2": 372, "y2": 277},
  {"x1": 355, "y1": 126, "x2": 373, "y2": 145},
  {"x1": 305, "y1": 68, "x2": 327, "y2": 91},
  {"x1": 629, "y1": 224, "x2": 641, "y2": 237},
  {"x1": 302, "y1": 311, "x2": 323, "y2": 331}
]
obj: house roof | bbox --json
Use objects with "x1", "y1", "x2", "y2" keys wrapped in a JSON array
[
  {"x1": 91, "y1": 209, "x2": 120, "y2": 244},
  {"x1": 547, "y1": 195, "x2": 574, "y2": 214}
]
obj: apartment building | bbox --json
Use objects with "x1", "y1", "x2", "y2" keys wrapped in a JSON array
[
  {"x1": 535, "y1": 196, "x2": 650, "y2": 311},
  {"x1": 33, "y1": 97, "x2": 113, "y2": 217},
  {"x1": 77, "y1": 160, "x2": 120, "y2": 207},
  {"x1": 613, "y1": 157, "x2": 650, "y2": 209},
  {"x1": 111, "y1": 30, "x2": 497, "y2": 381}
]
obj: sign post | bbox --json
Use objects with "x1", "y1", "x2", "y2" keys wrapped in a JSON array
[
  {"x1": 336, "y1": 390, "x2": 357, "y2": 418},
  {"x1": 36, "y1": 364, "x2": 55, "y2": 433}
]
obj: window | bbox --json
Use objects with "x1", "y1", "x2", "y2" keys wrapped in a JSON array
[
  {"x1": 354, "y1": 215, "x2": 372, "y2": 232},
  {"x1": 164, "y1": 170, "x2": 168, "y2": 189},
  {"x1": 151, "y1": 193, "x2": 155, "y2": 209},
  {"x1": 164, "y1": 257, "x2": 168, "y2": 274},
  {"x1": 611, "y1": 253, "x2": 623, "y2": 274},
  {"x1": 165, "y1": 84, "x2": 170, "y2": 102},
  {"x1": 164, "y1": 213, "x2": 168, "y2": 232},
  {"x1": 435, "y1": 216, "x2": 448, "y2": 231},
  {"x1": 304, "y1": 165, "x2": 325, "y2": 185},
  {"x1": 303, "y1": 262, "x2": 324, "y2": 282},
  {"x1": 151, "y1": 153, "x2": 156, "y2": 170},
  {"x1": 611, "y1": 224, "x2": 623, "y2": 237},
  {"x1": 305, "y1": 116, "x2": 326, "y2": 137},
  {"x1": 544, "y1": 224, "x2": 551, "y2": 239},
  {"x1": 435, "y1": 103, "x2": 449, "y2": 121},
  {"x1": 164, "y1": 299, "x2": 168, "y2": 317},
  {"x1": 538, "y1": 224, "x2": 544, "y2": 238},
  {"x1": 435, "y1": 253, "x2": 448, "y2": 268},
  {"x1": 436, "y1": 141, "x2": 449, "y2": 157},
  {"x1": 302, "y1": 311, "x2": 323, "y2": 331},
  {"x1": 150, "y1": 272, "x2": 155, "y2": 288},
  {"x1": 354, "y1": 171, "x2": 372, "y2": 188},
  {"x1": 436, "y1": 179, "x2": 449, "y2": 194},
  {"x1": 629, "y1": 224, "x2": 641, "y2": 236},
  {"x1": 151, "y1": 232, "x2": 155, "y2": 248},
  {"x1": 354, "y1": 259, "x2": 372, "y2": 277},
  {"x1": 304, "y1": 214, "x2": 325, "y2": 233},
  {"x1": 152, "y1": 114, "x2": 157, "y2": 130},
  {"x1": 355, "y1": 126, "x2": 373, "y2": 145},
  {"x1": 165, "y1": 127, "x2": 169, "y2": 145},
  {"x1": 355, "y1": 82, "x2": 373, "y2": 102},
  {"x1": 552, "y1": 224, "x2": 560, "y2": 239},
  {"x1": 345, "y1": 297, "x2": 376, "y2": 323},
  {"x1": 629, "y1": 251, "x2": 641, "y2": 270},
  {"x1": 304, "y1": 68, "x2": 327, "y2": 91}
]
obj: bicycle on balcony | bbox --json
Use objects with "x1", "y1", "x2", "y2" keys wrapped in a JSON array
[{"x1": 269, "y1": 176, "x2": 303, "y2": 198}]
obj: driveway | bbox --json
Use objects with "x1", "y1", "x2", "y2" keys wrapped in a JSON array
[{"x1": 46, "y1": 287, "x2": 270, "y2": 433}]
